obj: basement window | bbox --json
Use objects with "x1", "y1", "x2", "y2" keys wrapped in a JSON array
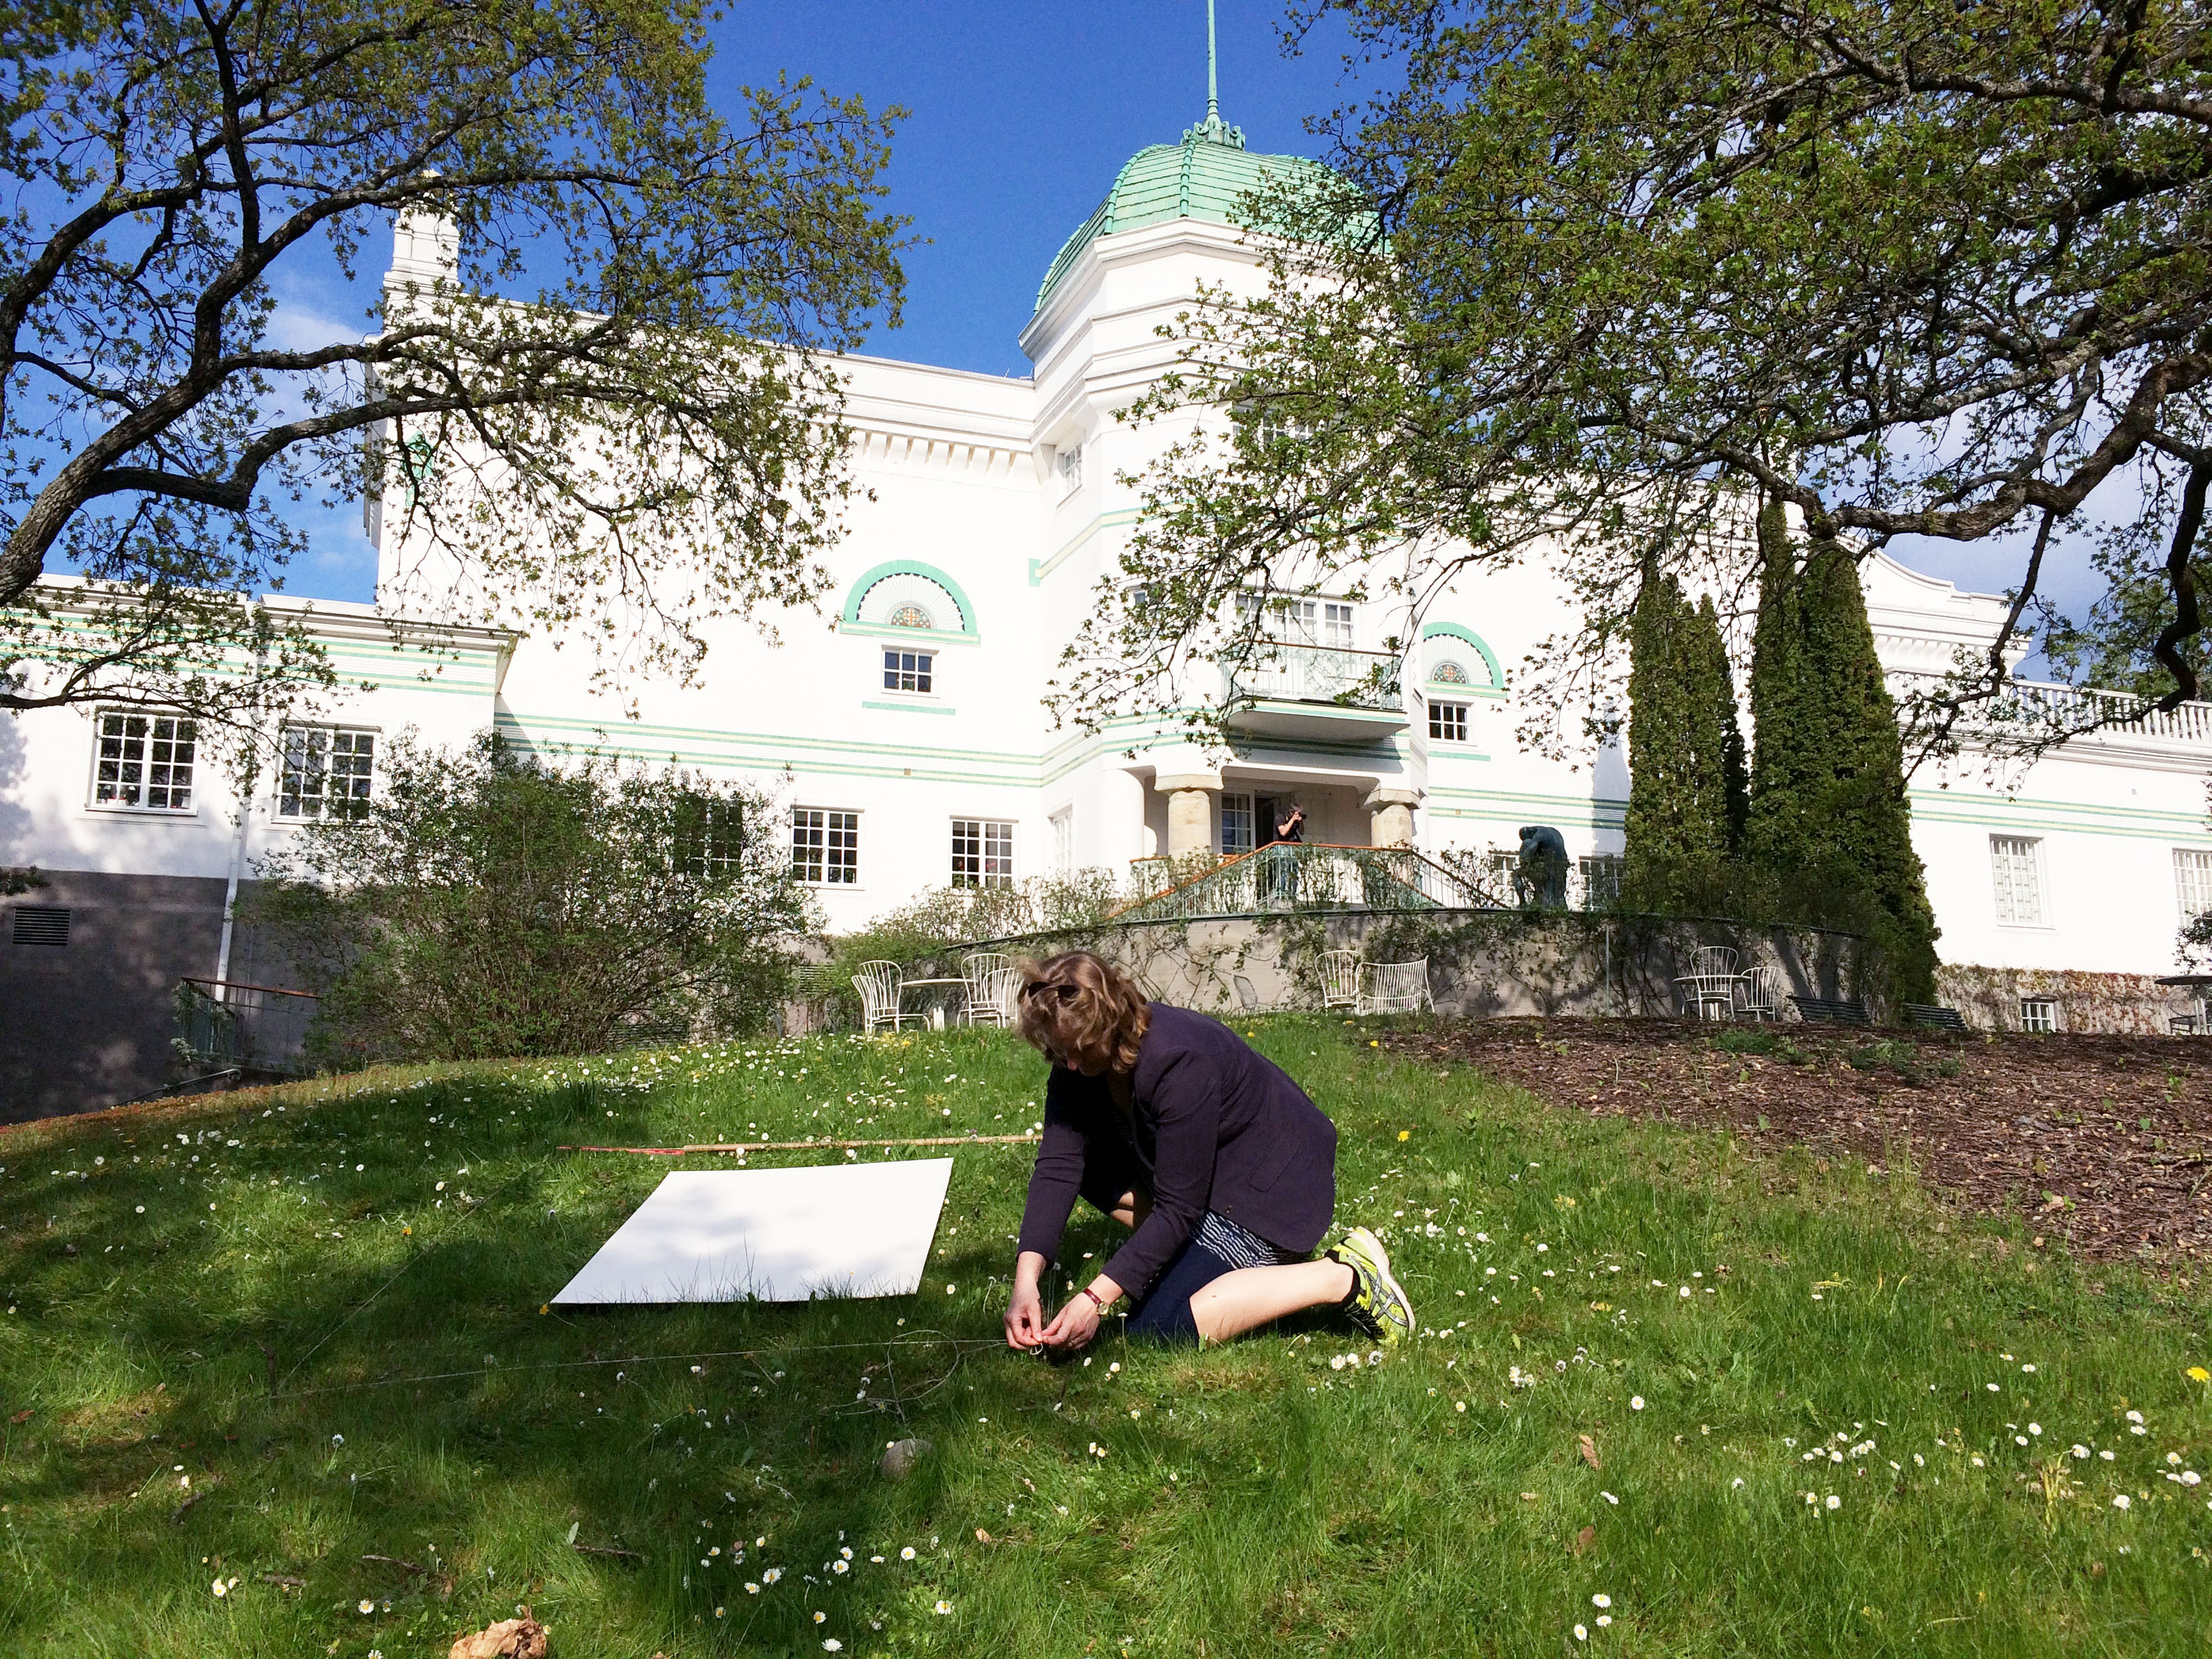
[{"x1": 2019, "y1": 998, "x2": 2057, "y2": 1035}]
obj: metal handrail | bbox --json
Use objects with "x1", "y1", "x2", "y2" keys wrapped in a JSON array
[
  {"x1": 1223, "y1": 638, "x2": 1405, "y2": 712},
  {"x1": 1109, "y1": 841, "x2": 1489, "y2": 922}
]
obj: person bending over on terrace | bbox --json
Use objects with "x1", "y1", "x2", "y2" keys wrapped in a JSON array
[{"x1": 1002, "y1": 951, "x2": 1412, "y2": 1352}]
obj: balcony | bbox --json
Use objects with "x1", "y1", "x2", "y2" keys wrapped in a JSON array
[{"x1": 1222, "y1": 640, "x2": 1409, "y2": 743}]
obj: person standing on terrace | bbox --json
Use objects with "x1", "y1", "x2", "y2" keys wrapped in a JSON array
[{"x1": 1002, "y1": 951, "x2": 1412, "y2": 1351}]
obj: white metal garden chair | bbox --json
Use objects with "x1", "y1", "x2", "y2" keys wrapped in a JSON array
[
  {"x1": 968, "y1": 965, "x2": 1023, "y2": 1029},
  {"x1": 961, "y1": 953, "x2": 1014, "y2": 1027},
  {"x1": 1734, "y1": 964, "x2": 1780, "y2": 1021},
  {"x1": 1319, "y1": 948, "x2": 1364, "y2": 1012},
  {"x1": 1357, "y1": 958, "x2": 1434, "y2": 1015},
  {"x1": 1676, "y1": 945, "x2": 1739, "y2": 1021},
  {"x1": 853, "y1": 960, "x2": 921, "y2": 1037}
]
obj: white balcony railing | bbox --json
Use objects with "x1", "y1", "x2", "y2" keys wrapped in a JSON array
[
  {"x1": 1893, "y1": 672, "x2": 2212, "y2": 750},
  {"x1": 1223, "y1": 639, "x2": 1404, "y2": 712}
]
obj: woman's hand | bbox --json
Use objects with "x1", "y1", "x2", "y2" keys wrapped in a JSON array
[
  {"x1": 1004, "y1": 1251, "x2": 1050, "y2": 1350},
  {"x1": 1040, "y1": 1277, "x2": 1122, "y2": 1353}
]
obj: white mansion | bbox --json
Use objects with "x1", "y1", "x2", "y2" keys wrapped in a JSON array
[{"x1": 5, "y1": 112, "x2": 2210, "y2": 1113}]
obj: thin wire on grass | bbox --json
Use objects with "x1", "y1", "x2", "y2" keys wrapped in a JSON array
[{"x1": 281, "y1": 1330, "x2": 1006, "y2": 1399}]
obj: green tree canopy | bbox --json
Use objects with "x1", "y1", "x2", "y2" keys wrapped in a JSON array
[
  {"x1": 1, "y1": 0, "x2": 906, "y2": 740},
  {"x1": 1054, "y1": 0, "x2": 2210, "y2": 758},
  {"x1": 249, "y1": 733, "x2": 813, "y2": 1062}
]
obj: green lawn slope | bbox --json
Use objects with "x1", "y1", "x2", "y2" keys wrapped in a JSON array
[{"x1": 0, "y1": 1018, "x2": 2205, "y2": 1656}]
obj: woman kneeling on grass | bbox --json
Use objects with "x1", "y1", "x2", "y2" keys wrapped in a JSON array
[{"x1": 1002, "y1": 951, "x2": 1414, "y2": 1353}]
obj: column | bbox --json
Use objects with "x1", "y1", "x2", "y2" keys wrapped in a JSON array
[
  {"x1": 1364, "y1": 785, "x2": 1421, "y2": 848},
  {"x1": 1155, "y1": 771, "x2": 1223, "y2": 860}
]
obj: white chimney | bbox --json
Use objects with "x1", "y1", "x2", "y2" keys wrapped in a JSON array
[{"x1": 386, "y1": 199, "x2": 459, "y2": 296}]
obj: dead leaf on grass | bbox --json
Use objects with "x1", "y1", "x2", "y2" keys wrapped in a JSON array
[
  {"x1": 447, "y1": 1607, "x2": 548, "y2": 1659},
  {"x1": 1573, "y1": 1525, "x2": 1595, "y2": 1555},
  {"x1": 1578, "y1": 1434, "x2": 1601, "y2": 1471}
]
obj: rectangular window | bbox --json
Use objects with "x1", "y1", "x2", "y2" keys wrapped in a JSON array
[
  {"x1": 2177, "y1": 848, "x2": 2212, "y2": 924},
  {"x1": 951, "y1": 818, "x2": 1015, "y2": 888},
  {"x1": 1990, "y1": 835, "x2": 2044, "y2": 926},
  {"x1": 1233, "y1": 594, "x2": 1352, "y2": 647},
  {"x1": 1321, "y1": 602, "x2": 1355, "y2": 649},
  {"x1": 1049, "y1": 806, "x2": 1073, "y2": 873},
  {"x1": 882, "y1": 649, "x2": 934, "y2": 693},
  {"x1": 792, "y1": 808, "x2": 859, "y2": 885},
  {"x1": 675, "y1": 796, "x2": 744, "y2": 878},
  {"x1": 1429, "y1": 701, "x2": 1469, "y2": 742},
  {"x1": 93, "y1": 712, "x2": 196, "y2": 811},
  {"x1": 277, "y1": 725, "x2": 376, "y2": 821},
  {"x1": 1578, "y1": 855, "x2": 1624, "y2": 910},
  {"x1": 1056, "y1": 444, "x2": 1083, "y2": 488},
  {"x1": 2020, "y1": 998, "x2": 2057, "y2": 1034},
  {"x1": 1220, "y1": 792, "x2": 1254, "y2": 857}
]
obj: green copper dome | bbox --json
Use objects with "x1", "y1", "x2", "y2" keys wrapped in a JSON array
[{"x1": 1033, "y1": 118, "x2": 1343, "y2": 312}]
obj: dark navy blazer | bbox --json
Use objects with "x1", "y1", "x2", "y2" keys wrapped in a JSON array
[{"x1": 1015, "y1": 1003, "x2": 1338, "y2": 1300}]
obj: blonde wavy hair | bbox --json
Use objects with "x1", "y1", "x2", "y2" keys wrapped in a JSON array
[{"x1": 1015, "y1": 951, "x2": 1150, "y2": 1075}]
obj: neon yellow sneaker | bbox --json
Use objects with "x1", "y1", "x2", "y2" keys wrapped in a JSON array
[{"x1": 1330, "y1": 1225, "x2": 1414, "y2": 1345}]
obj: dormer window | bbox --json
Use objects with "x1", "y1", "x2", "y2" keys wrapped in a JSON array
[{"x1": 1056, "y1": 444, "x2": 1084, "y2": 489}]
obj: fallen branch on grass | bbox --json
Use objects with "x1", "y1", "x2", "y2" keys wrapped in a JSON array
[
  {"x1": 363, "y1": 1553, "x2": 426, "y2": 1574},
  {"x1": 571, "y1": 1542, "x2": 645, "y2": 1560}
]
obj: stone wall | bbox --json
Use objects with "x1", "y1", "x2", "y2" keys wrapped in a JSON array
[
  {"x1": 967, "y1": 908, "x2": 1870, "y2": 1022},
  {"x1": 1936, "y1": 964, "x2": 2200, "y2": 1036}
]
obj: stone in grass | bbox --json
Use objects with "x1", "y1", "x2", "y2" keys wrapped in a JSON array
[
  {"x1": 448, "y1": 1607, "x2": 548, "y2": 1659},
  {"x1": 881, "y1": 1437, "x2": 934, "y2": 1481}
]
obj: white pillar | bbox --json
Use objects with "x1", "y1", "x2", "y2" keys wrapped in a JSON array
[
  {"x1": 1364, "y1": 785, "x2": 1421, "y2": 848},
  {"x1": 1156, "y1": 770, "x2": 1223, "y2": 860}
]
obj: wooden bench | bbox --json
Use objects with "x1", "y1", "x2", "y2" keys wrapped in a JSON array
[
  {"x1": 1788, "y1": 996, "x2": 1871, "y2": 1026},
  {"x1": 1904, "y1": 1003, "x2": 1968, "y2": 1031}
]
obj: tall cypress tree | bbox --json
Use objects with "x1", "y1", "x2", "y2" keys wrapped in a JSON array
[
  {"x1": 1624, "y1": 563, "x2": 1738, "y2": 906},
  {"x1": 1744, "y1": 497, "x2": 1939, "y2": 1000},
  {"x1": 1692, "y1": 593, "x2": 1751, "y2": 853}
]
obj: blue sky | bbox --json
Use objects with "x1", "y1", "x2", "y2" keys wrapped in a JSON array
[
  {"x1": 279, "y1": 0, "x2": 2075, "y2": 634},
  {"x1": 286, "y1": 1, "x2": 1361, "y2": 603}
]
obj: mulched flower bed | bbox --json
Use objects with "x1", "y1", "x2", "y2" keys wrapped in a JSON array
[{"x1": 1387, "y1": 1017, "x2": 2212, "y2": 1261}]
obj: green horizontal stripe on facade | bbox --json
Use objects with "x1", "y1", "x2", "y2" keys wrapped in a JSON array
[{"x1": 859, "y1": 700, "x2": 959, "y2": 716}]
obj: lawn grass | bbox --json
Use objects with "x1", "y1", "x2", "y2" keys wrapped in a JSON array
[{"x1": 1, "y1": 1016, "x2": 2209, "y2": 1656}]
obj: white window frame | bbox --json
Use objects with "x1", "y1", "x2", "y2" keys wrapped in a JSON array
[
  {"x1": 1054, "y1": 443, "x2": 1084, "y2": 497},
  {"x1": 1990, "y1": 834, "x2": 2047, "y2": 927},
  {"x1": 950, "y1": 817, "x2": 1015, "y2": 888},
  {"x1": 2176, "y1": 848, "x2": 2212, "y2": 925},
  {"x1": 1233, "y1": 592, "x2": 1355, "y2": 647},
  {"x1": 275, "y1": 723, "x2": 379, "y2": 821},
  {"x1": 792, "y1": 807, "x2": 861, "y2": 886},
  {"x1": 1048, "y1": 806, "x2": 1074, "y2": 874},
  {"x1": 1429, "y1": 701, "x2": 1470, "y2": 743},
  {"x1": 2020, "y1": 998, "x2": 2057, "y2": 1034},
  {"x1": 1219, "y1": 792, "x2": 1256, "y2": 857},
  {"x1": 880, "y1": 647, "x2": 935, "y2": 696},
  {"x1": 88, "y1": 710, "x2": 199, "y2": 814}
]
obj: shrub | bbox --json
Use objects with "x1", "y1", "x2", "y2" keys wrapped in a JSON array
[{"x1": 247, "y1": 733, "x2": 812, "y2": 1064}]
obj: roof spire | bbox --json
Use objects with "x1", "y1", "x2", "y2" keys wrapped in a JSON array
[{"x1": 1185, "y1": 0, "x2": 1246, "y2": 147}]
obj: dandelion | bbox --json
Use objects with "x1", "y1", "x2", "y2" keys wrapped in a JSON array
[
  {"x1": 2113, "y1": 1494, "x2": 2132, "y2": 1510},
  {"x1": 1630, "y1": 1397, "x2": 1645, "y2": 1411},
  {"x1": 1399, "y1": 1130, "x2": 1411, "y2": 1141},
  {"x1": 2190, "y1": 1366, "x2": 2210, "y2": 1382}
]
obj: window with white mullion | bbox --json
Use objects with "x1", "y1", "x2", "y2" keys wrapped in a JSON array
[
  {"x1": 951, "y1": 818, "x2": 1014, "y2": 888},
  {"x1": 1990, "y1": 835, "x2": 2044, "y2": 926},
  {"x1": 278, "y1": 724, "x2": 376, "y2": 821},
  {"x1": 793, "y1": 808, "x2": 859, "y2": 885},
  {"x1": 2176, "y1": 848, "x2": 2212, "y2": 924},
  {"x1": 92, "y1": 711, "x2": 197, "y2": 811},
  {"x1": 1221, "y1": 792, "x2": 1254, "y2": 856}
]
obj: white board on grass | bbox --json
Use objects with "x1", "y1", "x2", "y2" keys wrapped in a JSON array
[{"x1": 551, "y1": 1159, "x2": 954, "y2": 1305}]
